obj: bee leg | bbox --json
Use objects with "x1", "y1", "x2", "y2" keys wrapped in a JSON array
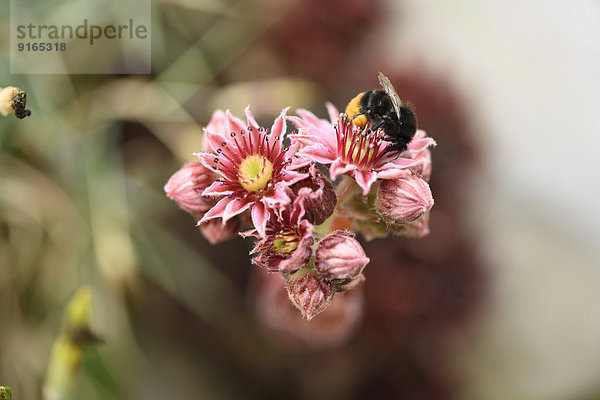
[
  {"x1": 369, "y1": 121, "x2": 384, "y2": 133},
  {"x1": 382, "y1": 143, "x2": 406, "y2": 157}
]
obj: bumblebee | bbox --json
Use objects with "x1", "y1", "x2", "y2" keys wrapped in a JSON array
[
  {"x1": 345, "y1": 72, "x2": 416, "y2": 154},
  {"x1": 13, "y1": 91, "x2": 31, "y2": 119}
]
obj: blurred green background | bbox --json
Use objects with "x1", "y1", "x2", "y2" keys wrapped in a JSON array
[{"x1": 2, "y1": 0, "x2": 600, "y2": 399}]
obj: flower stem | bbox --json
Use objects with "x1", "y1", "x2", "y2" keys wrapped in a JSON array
[
  {"x1": 313, "y1": 176, "x2": 362, "y2": 237},
  {"x1": 335, "y1": 175, "x2": 362, "y2": 206},
  {"x1": 291, "y1": 261, "x2": 315, "y2": 278},
  {"x1": 43, "y1": 287, "x2": 100, "y2": 400},
  {"x1": 313, "y1": 212, "x2": 336, "y2": 238}
]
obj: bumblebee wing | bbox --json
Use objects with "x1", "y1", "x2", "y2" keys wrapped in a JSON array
[{"x1": 378, "y1": 72, "x2": 402, "y2": 119}]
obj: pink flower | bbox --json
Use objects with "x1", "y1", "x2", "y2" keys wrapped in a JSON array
[
  {"x1": 245, "y1": 188, "x2": 314, "y2": 274},
  {"x1": 197, "y1": 107, "x2": 309, "y2": 237},
  {"x1": 164, "y1": 162, "x2": 217, "y2": 219},
  {"x1": 287, "y1": 269, "x2": 334, "y2": 320},
  {"x1": 289, "y1": 104, "x2": 434, "y2": 195},
  {"x1": 375, "y1": 174, "x2": 434, "y2": 225},
  {"x1": 315, "y1": 231, "x2": 369, "y2": 280}
]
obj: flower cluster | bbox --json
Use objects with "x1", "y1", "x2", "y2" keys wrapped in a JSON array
[{"x1": 166, "y1": 103, "x2": 435, "y2": 320}]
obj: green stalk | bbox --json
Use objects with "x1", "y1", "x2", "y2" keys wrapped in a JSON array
[
  {"x1": 313, "y1": 176, "x2": 362, "y2": 237},
  {"x1": 335, "y1": 175, "x2": 362, "y2": 206},
  {"x1": 42, "y1": 287, "x2": 100, "y2": 400}
]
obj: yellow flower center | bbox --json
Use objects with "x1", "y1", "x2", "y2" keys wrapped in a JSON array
[
  {"x1": 238, "y1": 154, "x2": 274, "y2": 192},
  {"x1": 271, "y1": 229, "x2": 299, "y2": 255}
]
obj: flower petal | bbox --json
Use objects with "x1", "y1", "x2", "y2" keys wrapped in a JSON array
[
  {"x1": 384, "y1": 157, "x2": 422, "y2": 169},
  {"x1": 298, "y1": 142, "x2": 337, "y2": 164},
  {"x1": 201, "y1": 110, "x2": 227, "y2": 151},
  {"x1": 288, "y1": 116, "x2": 310, "y2": 130},
  {"x1": 269, "y1": 107, "x2": 289, "y2": 155},
  {"x1": 325, "y1": 102, "x2": 340, "y2": 123},
  {"x1": 263, "y1": 183, "x2": 291, "y2": 212},
  {"x1": 251, "y1": 203, "x2": 270, "y2": 238},
  {"x1": 296, "y1": 109, "x2": 324, "y2": 127},
  {"x1": 374, "y1": 157, "x2": 422, "y2": 180},
  {"x1": 353, "y1": 170, "x2": 378, "y2": 195},
  {"x1": 244, "y1": 106, "x2": 261, "y2": 131},
  {"x1": 405, "y1": 130, "x2": 436, "y2": 153},
  {"x1": 280, "y1": 169, "x2": 310, "y2": 186},
  {"x1": 329, "y1": 158, "x2": 356, "y2": 179},
  {"x1": 201, "y1": 129, "x2": 228, "y2": 154},
  {"x1": 374, "y1": 168, "x2": 413, "y2": 180},
  {"x1": 283, "y1": 142, "x2": 312, "y2": 170},
  {"x1": 199, "y1": 197, "x2": 231, "y2": 223},
  {"x1": 271, "y1": 107, "x2": 290, "y2": 137},
  {"x1": 205, "y1": 110, "x2": 227, "y2": 133},
  {"x1": 226, "y1": 110, "x2": 247, "y2": 135},
  {"x1": 278, "y1": 235, "x2": 314, "y2": 274},
  {"x1": 196, "y1": 152, "x2": 218, "y2": 170},
  {"x1": 222, "y1": 196, "x2": 252, "y2": 222},
  {"x1": 239, "y1": 228, "x2": 259, "y2": 238},
  {"x1": 202, "y1": 180, "x2": 235, "y2": 196}
]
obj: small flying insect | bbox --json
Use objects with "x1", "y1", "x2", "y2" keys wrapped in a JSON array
[
  {"x1": 13, "y1": 91, "x2": 31, "y2": 119},
  {"x1": 345, "y1": 72, "x2": 416, "y2": 154}
]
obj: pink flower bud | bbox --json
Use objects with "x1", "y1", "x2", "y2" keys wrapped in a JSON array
[
  {"x1": 164, "y1": 162, "x2": 217, "y2": 218},
  {"x1": 287, "y1": 270, "x2": 334, "y2": 320},
  {"x1": 252, "y1": 269, "x2": 364, "y2": 349},
  {"x1": 315, "y1": 231, "x2": 369, "y2": 280},
  {"x1": 291, "y1": 165, "x2": 337, "y2": 225},
  {"x1": 375, "y1": 175, "x2": 434, "y2": 225},
  {"x1": 198, "y1": 218, "x2": 240, "y2": 244}
]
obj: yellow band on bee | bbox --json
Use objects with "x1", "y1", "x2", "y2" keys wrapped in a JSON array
[{"x1": 345, "y1": 92, "x2": 363, "y2": 118}]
